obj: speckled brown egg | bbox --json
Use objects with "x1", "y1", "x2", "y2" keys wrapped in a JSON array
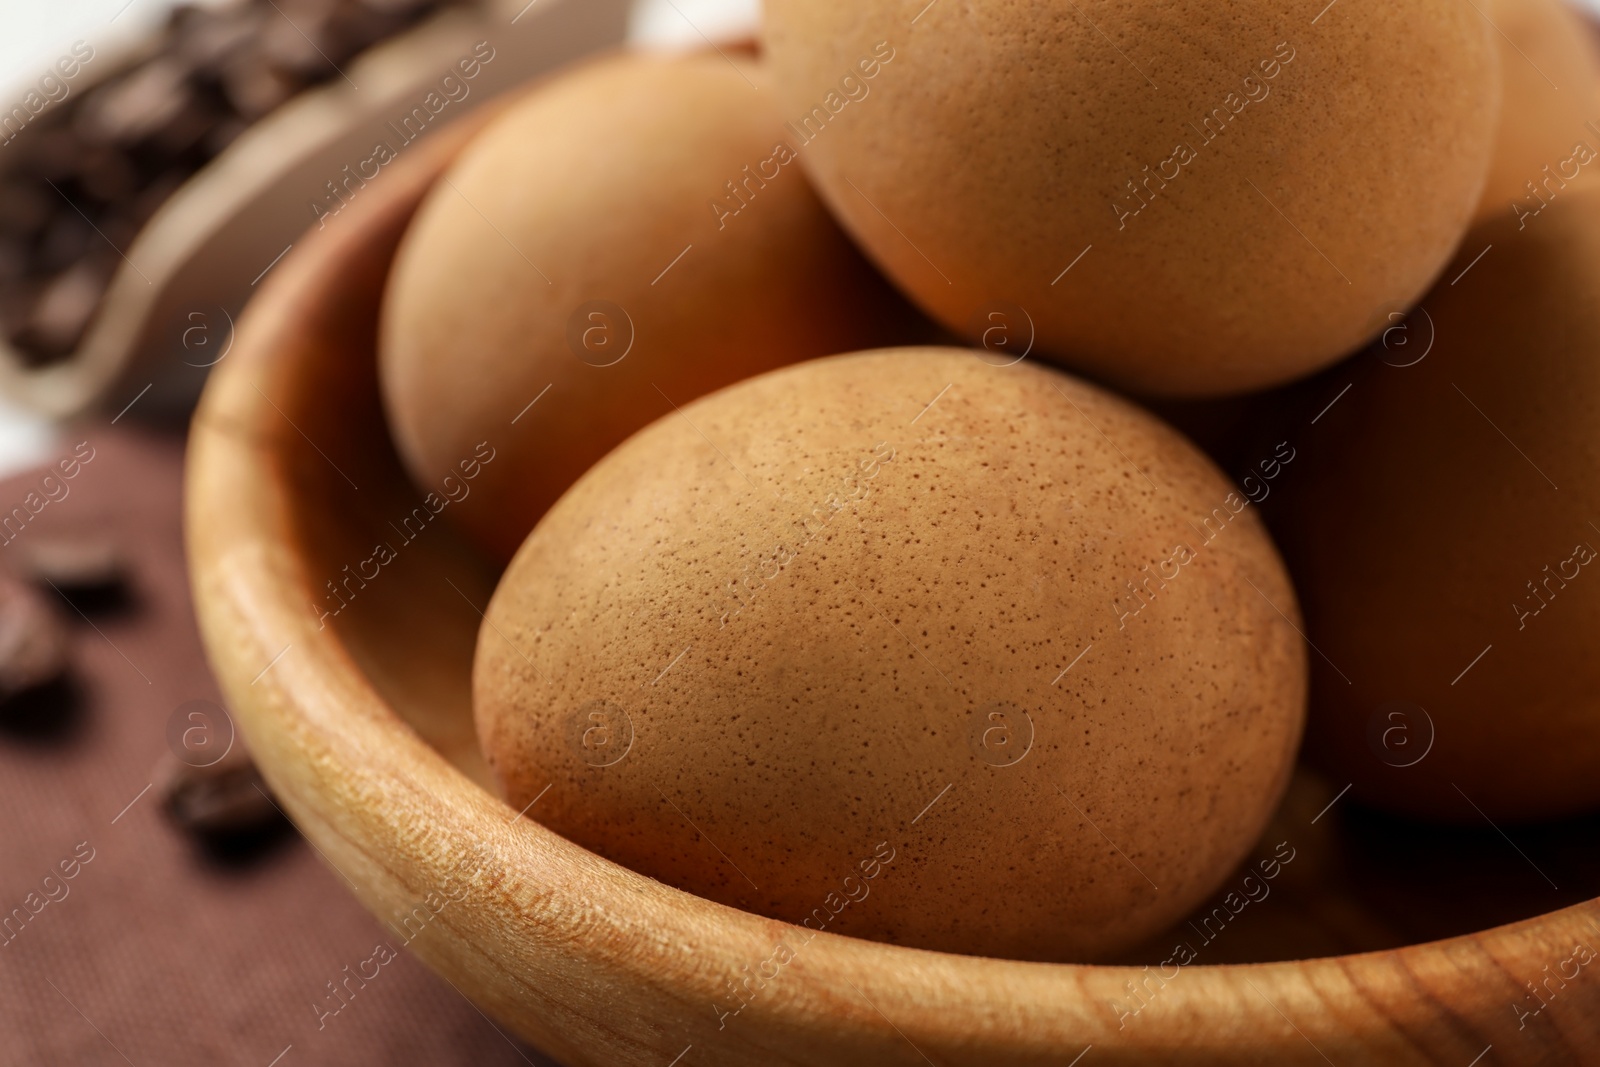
[
  {"x1": 380, "y1": 49, "x2": 925, "y2": 563},
  {"x1": 762, "y1": 0, "x2": 1499, "y2": 396},
  {"x1": 1473, "y1": 0, "x2": 1600, "y2": 226},
  {"x1": 1271, "y1": 187, "x2": 1600, "y2": 823},
  {"x1": 474, "y1": 347, "x2": 1306, "y2": 962}
]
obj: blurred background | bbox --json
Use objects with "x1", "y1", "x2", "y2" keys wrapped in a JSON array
[
  {"x1": 0, "y1": 0, "x2": 758, "y2": 481},
  {"x1": 4, "y1": 1, "x2": 1599, "y2": 1064}
]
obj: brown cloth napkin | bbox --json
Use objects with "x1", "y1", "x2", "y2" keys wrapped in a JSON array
[{"x1": 0, "y1": 423, "x2": 557, "y2": 1066}]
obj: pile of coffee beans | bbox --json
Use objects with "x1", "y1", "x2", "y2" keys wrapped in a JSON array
[{"x1": 0, "y1": 0, "x2": 468, "y2": 366}]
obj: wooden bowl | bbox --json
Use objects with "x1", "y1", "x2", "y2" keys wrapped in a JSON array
[{"x1": 186, "y1": 78, "x2": 1600, "y2": 1066}]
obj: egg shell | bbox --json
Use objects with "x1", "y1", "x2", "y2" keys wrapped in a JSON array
[
  {"x1": 380, "y1": 49, "x2": 927, "y2": 563},
  {"x1": 1272, "y1": 186, "x2": 1600, "y2": 822},
  {"x1": 762, "y1": 0, "x2": 1499, "y2": 396},
  {"x1": 474, "y1": 347, "x2": 1307, "y2": 962},
  {"x1": 1474, "y1": 0, "x2": 1600, "y2": 227}
]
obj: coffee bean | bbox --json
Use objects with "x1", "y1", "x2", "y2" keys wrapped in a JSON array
[
  {"x1": 151, "y1": 94, "x2": 224, "y2": 156},
  {"x1": 262, "y1": 13, "x2": 339, "y2": 81},
  {"x1": 221, "y1": 52, "x2": 301, "y2": 121},
  {"x1": 10, "y1": 536, "x2": 125, "y2": 593},
  {"x1": 156, "y1": 743, "x2": 282, "y2": 836},
  {"x1": 174, "y1": 9, "x2": 262, "y2": 77},
  {"x1": 78, "y1": 59, "x2": 193, "y2": 147},
  {"x1": 76, "y1": 146, "x2": 141, "y2": 205},
  {"x1": 22, "y1": 260, "x2": 111, "y2": 357},
  {"x1": 32, "y1": 212, "x2": 95, "y2": 279},
  {"x1": 0, "y1": 574, "x2": 70, "y2": 704}
]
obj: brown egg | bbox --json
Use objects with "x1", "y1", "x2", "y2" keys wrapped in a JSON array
[
  {"x1": 1474, "y1": 0, "x2": 1600, "y2": 227},
  {"x1": 1272, "y1": 187, "x2": 1600, "y2": 822},
  {"x1": 762, "y1": 0, "x2": 1499, "y2": 396},
  {"x1": 380, "y1": 50, "x2": 925, "y2": 563},
  {"x1": 474, "y1": 348, "x2": 1307, "y2": 962}
]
